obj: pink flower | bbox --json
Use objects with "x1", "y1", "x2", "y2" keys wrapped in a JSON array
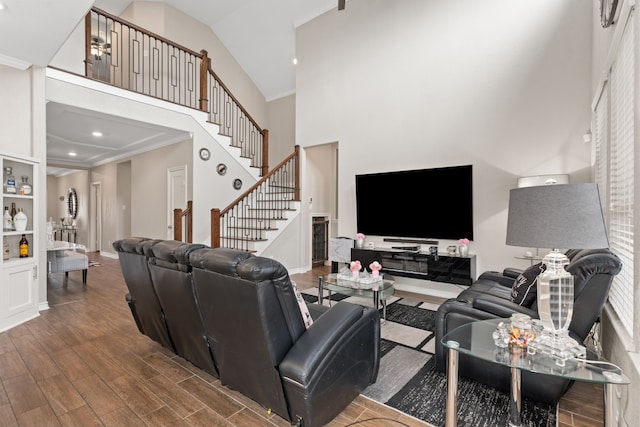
[
  {"x1": 350, "y1": 260, "x2": 362, "y2": 271},
  {"x1": 458, "y1": 238, "x2": 470, "y2": 246},
  {"x1": 369, "y1": 261, "x2": 382, "y2": 271},
  {"x1": 356, "y1": 233, "x2": 366, "y2": 240}
]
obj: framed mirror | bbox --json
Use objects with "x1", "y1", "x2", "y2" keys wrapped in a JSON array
[{"x1": 67, "y1": 188, "x2": 78, "y2": 219}]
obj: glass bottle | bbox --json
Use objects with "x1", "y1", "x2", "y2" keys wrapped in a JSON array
[
  {"x1": 19, "y1": 176, "x2": 32, "y2": 195},
  {"x1": 9, "y1": 203, "x2": 17, "y2": 230},
  {"x1": 4, "y1": 167, "x2": 16, "y2": 194},
  {"x1": 3, "y1": 206, "x2": 11, "y2": 231},
  {"x1": 2, "y1": 237, "x2": 9, "y2": 260},
  {"x1": 19, "y1": 234, "x2": 29, "y2": 258},
  {"x1": 13, "y1": 207, "x2": 27, "y2": 231}
]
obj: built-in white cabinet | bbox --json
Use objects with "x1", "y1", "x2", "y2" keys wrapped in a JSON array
[{"x1": 1, "y1": 153, "x2": 39, "y2": 332}]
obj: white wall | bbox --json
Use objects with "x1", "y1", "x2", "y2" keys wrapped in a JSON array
[
  {"x1": 296, "y1": 0, "x2": 593, "y2": 274},
  {"x1": 121, "y1": 1, "x2": 268, "y2": 127},
  {"x1": 267, "y1": 94, "x2": 297, "y2": 165}
]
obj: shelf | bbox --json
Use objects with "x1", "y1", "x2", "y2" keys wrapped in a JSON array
[
  {"x1": 352, "y1": 247, "x2": 476, "y2": 286},
  {"x1": 3, "y1": 230, "x2": 34, "y2": 236},
  {"x1": 2, "y1": 194, "x2": 34, "y2": 200}
]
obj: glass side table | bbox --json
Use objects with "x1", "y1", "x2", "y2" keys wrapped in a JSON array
[
  {"x1": 442, "y1": 318, "x2": 629, "y2": 427},
  {"x1": 318, "y1": 273, "x2": 395, "y2": 320}
]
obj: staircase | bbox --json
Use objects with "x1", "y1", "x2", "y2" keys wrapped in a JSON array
[
  {"x1": 85, "y1": 7, "x2": 300, "y2": 253},
  {"x1": 212, "y1": 147, "x2": 300, "y2": 252}
]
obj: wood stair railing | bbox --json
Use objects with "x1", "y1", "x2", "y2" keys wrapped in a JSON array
[
  {"x1": 211, "y1": 146, "x2": 300, "y2": 251},
  {"x1": 173, "y1": 200, "x2": 193, "y2": 242},
  {"x1": 85, "y1": 7, "x2": 268, "y2": 176},
  {"x1": 83, "y1": 8, "x2": 299, "y2": 249}
]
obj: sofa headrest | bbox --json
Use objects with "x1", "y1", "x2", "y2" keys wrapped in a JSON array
[
  {"x1": 113, "y1": 236, "x2": 153, "y2": 254},
  {"x1": 236, "y1": 256, "x2": 290, "y2": 283},
  {"x1": 190, "y1": 247, "x2": 254, "y2": 276},
  {"x1": 150, "y1": 240, "x2": 208, "y2": 265},
  {"x1": 567, "y1": 249, "x2": 622, "y2": 294}
]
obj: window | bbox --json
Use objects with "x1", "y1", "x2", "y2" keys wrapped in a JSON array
[{"x1": 594, "y1": 9, "x2": 636, "y2": 339}]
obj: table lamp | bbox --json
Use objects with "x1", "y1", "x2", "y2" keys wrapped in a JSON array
[{"x1": 505, "y1": 183, "x2": 609, "y2": 363}]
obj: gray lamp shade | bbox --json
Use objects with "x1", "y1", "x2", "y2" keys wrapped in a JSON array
[{"x1": 506, "y1": 183, "x2": 609, "y2": 249}]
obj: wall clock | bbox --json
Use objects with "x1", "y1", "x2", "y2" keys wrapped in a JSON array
[
  {"x1": 233, "y1": 178, "x2": 242, "y2": 190},
  {"x1": 199, "y1": 147, "x2": 211, "y2": 161},
  {"x1": 600, "y1": 0, "x2": 619, "y2": 28},
  {"x1": 216, "y1": 163, "x2": 227, "y2": 175}
]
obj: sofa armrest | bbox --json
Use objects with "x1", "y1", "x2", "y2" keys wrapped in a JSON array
[
  {"x1": 472, "y1": 294, "x2": 537, "y2": 319},
  {"x1": 477, "y1": 271, "x2": 517, "y2": 288},
  {"x1": 279, "y1": 302, "x2": 380, "y2": 426},
  {"x1": 280, "y1": 302, "x2": 380, "y2": 385},
  {"x1": 503, "y1": 267, "x2": 524, "y2": 278}
]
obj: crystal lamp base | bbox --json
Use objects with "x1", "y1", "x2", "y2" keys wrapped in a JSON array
[{"x1": 527, "y1": 329, "x2": 586, "y2": 366}]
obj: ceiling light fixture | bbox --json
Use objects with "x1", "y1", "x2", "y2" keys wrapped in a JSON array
[
  {"x1": 0, "y1": 3, "x2": 6, "y2": 11},
  {"x1": 68, "y1": 152, "x2": 77, "y2": 157},
  {"x1": 92, "y1": 131, "x2": 103, "y2": 137},
  {"x1": 292, "y1": 58, "x2": 298, "y2": 65}
]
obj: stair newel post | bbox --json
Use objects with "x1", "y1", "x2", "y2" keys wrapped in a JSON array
[
  {"x1": 294, "y1": 145, "x2": 300, "y2": 201},
  {"x1": 199, "y1": 49, "x2": 210, "y2": 113},
  {"x1": 84, "y1": 12, "x2": 94, "y2": 78},
  {"x1": 186, "y1": 200, "x2": 193, "y2": 243},
  {"x1": 261, "y1": 129, "x2": 269, "y2": 177},
  {"x1": 211, "y1": 208, "x2": 221, "y2": 248},
  {"x1": 174, "y1": 208, "x2": 183, "y2": 241}
]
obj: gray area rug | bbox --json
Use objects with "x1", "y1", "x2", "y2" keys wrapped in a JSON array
[{"x1": 301, "y1": 288, "x2": 557, "y2": 427}]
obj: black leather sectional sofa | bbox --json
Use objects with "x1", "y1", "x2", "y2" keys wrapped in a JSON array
[
  {"x1": 113, "y1": 237, "x2": 380, "y2": 427},
  {"x1": 435, "y1": 248, "x2": 622, "y2": 404}
]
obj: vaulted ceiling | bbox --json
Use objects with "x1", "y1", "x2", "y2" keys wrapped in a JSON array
[{"x1": 0, "y1": 0, "x2": 344, "y2": 174}]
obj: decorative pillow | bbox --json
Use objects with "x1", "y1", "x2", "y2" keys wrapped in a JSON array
[
  {"x1": 510, "y1": 262, "x2": 546, "y2": 307},
  {"x1": 291, "y1": 281, "x2": 313, "y2": 329}
]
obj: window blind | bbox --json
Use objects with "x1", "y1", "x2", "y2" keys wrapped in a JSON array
[
  {"x1": 594, "y1": 85, "x2": 609, "y2": 208},
  {"x1": 607, "y1": 13, "x2": 635, "y2": 337}
]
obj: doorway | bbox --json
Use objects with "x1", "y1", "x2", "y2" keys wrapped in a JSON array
[
  {"x1": 90, "y1": 181, "x2": 102, "y2": 252},
  {"x1": 167, "y1": 165, "x2": 188, "y2": 240}
]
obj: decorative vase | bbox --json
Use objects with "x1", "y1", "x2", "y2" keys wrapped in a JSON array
[
  {"x1": 355, "y1": 238, "x2": 365, "y2": 249},
  {"x1": 372, "y1": 270, "x2": 379, "y2": 279},
  {"x1": 458, "y1": 244, "x2": 468, "y2": 257},
  {"x1": 351, "y1": 269, "x2": 359, "y2": 279}
]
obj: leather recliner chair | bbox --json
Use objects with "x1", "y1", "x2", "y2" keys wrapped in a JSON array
[
  {"x1": 112, "y1": 237, "x2": 174, "y2": 351},
  {"x1": 189, "y1": 247, "x2": 381, "y2": 427},
  {"x1": 435, "y1": 249, "x2": 622, "y2": 404},
  {"x1": 147, "y1": 240, "x2": 219, "y2": 378}
]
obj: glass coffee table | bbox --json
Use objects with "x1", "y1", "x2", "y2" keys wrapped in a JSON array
[
  {"x1": 441, "y1": 318, "x2": 629, "y2": 427},
  {"x1": 318, "y1": 273, "x2": 395, "y2": 320}
]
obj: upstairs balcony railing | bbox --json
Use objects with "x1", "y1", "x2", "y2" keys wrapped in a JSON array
[{"x1": 85, "y1": 7, "x2": 268, "y2": 176}]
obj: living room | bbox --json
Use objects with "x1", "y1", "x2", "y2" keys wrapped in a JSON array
[{"x1": 1, "y1": 0, "x2": 638, "y2": 424}]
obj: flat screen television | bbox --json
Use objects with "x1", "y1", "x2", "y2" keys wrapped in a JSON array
[{"x1": 355, "y1": 165, "x2": 473, "y2": 241}]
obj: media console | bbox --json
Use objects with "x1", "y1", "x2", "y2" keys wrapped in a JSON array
[{"x1": 351, "y1": 247, "x2": 476, "y2": 286}]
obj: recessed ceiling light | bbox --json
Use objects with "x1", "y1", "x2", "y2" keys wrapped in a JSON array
[
  {"x1": 0, "y1": 3, "x2": 6, "y2": 11},
  {"x1": 68, "y1": 152, "x2": 77, "y2": 157},
  {"x1": 292, "y1": 58, "x2": 298, "y2": 65},
  {"x1": 92, "y1": 131, "x2": 103, "y2": 137}
]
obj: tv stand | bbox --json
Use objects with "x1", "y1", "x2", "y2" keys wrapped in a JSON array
[{"x1": 351, "y1": 247, "x2": 476, "y2": 286}]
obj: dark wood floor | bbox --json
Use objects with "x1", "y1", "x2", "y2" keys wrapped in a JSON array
[{"x1": 0, "y1": 252, "x2": 603, "y2": 426}]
